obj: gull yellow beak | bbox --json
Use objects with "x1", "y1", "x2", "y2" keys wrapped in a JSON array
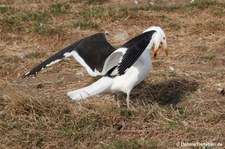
[
  {"x1": 153, "y1": 47, "x2": 159, "y2": 59},
  {"x1": 164, "y1": 48, "x2": 169, "y2": 57},
  {"x1": 153, "y1": 47, "x2": 169, "y2": 59}
]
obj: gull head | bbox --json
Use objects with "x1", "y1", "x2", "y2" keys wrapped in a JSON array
[{"x1": 144, "y1": 26, "x2": 168, "y2": 59}]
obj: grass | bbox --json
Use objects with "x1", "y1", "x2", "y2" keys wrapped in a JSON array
[
  {"x1": 0, "y1": 6, "x2": 14, "y2": 14},
  {"x1": 185, "y1": 0, "x2": 220, "y2": 9},
  {"x1": 50, "y1": 3, "x2": 71, "y2": 15},
  {"x1": 27, "y1": 25, "x2": 63, "y2": 35},
  {"x1": 72, "y1": 21, "x2": 98, "y2": 30},
  {"x1": 211, "y1": 8, "x2": 225, "y2": 16},
  {"x1": 24, "y1": 51, "x2": 47, "y2": 59},
  {"x1": 147, "y1": 5, "x2": 180, "y2": 11},
  {"x1": 120, "y1": 108, "x2": 137, "y2": 118},
  {"x1": 1, "y1": 0, "x2": 225, "y2": 148},
  {"x1": 22, "y1": 10, "x2": 51, "y2": 23},
  {"x1": 1, "y1": 0, "x2": 225, "y2": 32},
  {"x1": 103, "y1": 139, "x2": 159, "y2": 149},
  {"x1": 85, "y1": 0, "x2": 109, "y2": 4},
  {"x1": 78, "y1": 7, "x2": 104, "y2": 19},
  {"x1": 198, "y1": 54, "x2": 215, "y2": 62},
  {"x1": 0, "y1": 0, "x2": 13, "y2": 5},
  {"x1": 0, "y1": 4, "x2": 67, "y2": 34},
  {"x1": 72, "y1": 5, "x2": 179, "y2": 30},
  {"x1": 0, "y1": 17, "x2": 22, "y2": 33},
  {"x1": 59, "y1": 113, "x2": 104, "y2": 140},
  {"x1": 163, "y1": 121, "x2": 181, "y2": 130}
]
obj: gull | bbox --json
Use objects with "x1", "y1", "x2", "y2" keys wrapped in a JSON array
[{"x1": 24, "y1": 26, "x2": 168, "y2": 108}]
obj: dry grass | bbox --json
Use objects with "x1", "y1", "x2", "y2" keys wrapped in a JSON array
[{"x1": 1, "y1": 0, "x2": 225, "y2": 148}]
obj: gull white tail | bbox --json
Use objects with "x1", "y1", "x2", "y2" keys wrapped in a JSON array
[{"x1": 67, "y1": 77, "x2": 113, "y2": 100}]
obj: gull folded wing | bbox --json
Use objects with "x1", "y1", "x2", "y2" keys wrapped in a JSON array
[
  {"x1": 104, "y1": 30, "x2": 156, "y2": 77},
  {"x1": 118, "y1": 30, "x2": 156, "y2": 75}
]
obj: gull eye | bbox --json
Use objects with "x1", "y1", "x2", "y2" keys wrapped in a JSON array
[{"x1": 163, "y1": 37, "x2": 166, "y2": 40}]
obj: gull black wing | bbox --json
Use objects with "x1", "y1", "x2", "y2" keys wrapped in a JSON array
[
  {"x1": 105, "y1": 30, "x2": 156, "y2": 77},
  {"x1": 118, "y1": 30, "x2": 156, "y2": 75},
  {"x1": 24, "y1": 33, "x2": 115, "y2": 77},
  {"x1": 75, "y1": 33, "x2": 115, "y2": 75}
]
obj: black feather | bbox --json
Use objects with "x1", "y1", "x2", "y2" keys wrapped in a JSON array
[
  {"x1": 24, "y1": 33, "x2": 115, "y2": 77},
  {"x1": 117, "y1": 30, "x2": 156, "y2": 75}
]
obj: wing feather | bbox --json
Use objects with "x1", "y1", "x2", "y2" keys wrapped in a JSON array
[
  {"x1": 104, "y1": 30, "x2": 156, "y2": 77},
  {"x1": 24, "y1": 33, "x2": 115, "y2": 77}
]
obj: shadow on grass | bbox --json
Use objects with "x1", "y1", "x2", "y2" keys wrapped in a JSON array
[{"x1": 131, "y1": 78, "x2": 199, "y2": 106}]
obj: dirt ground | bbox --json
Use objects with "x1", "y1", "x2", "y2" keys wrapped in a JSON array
[{"x1": 0, "y1": 0, "x2": 225, "y2": 148}]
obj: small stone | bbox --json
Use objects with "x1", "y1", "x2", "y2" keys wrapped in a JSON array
[
  {"x1": 218, "y1": 56, "x2": 225, "y2": 61},
  {"x1": 18, "y1": 53, "x2": 25, "y2": 59},
  {"x1": 169, "y1": 66, "x2": 174, "y2": 71},
  {"x1": 75, "y1": 70, "x2": 84, "y2": 77},
  {"x1": 113, "y1": 31, "x2": 129, "y2": 42},
  {"x1": 181, "y1": 120, "x2": 188, "y2": 126},
  {"x1": 36, "y1": 83, "x2": 44, "y2": 89},
  {"x1": 133, "y1": 0, "x2": 139, "y2": 4},
  {"x1": 217, "y1": 88, "x2": 225, "y2": 95}
]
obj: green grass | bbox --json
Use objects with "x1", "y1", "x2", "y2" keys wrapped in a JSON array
[
  {"x1": 85, "y1": 0, "x2": 109, "y2": 4},
  {"x1": 26, "y1": 25, "x2": 63, "y2": 35},
  {"x1": 185, "y1": 0, "x2": 219, "y2": 9},
  {"x1": 22, "y1": 10, "x2": 51, "y2": 23},
  {"x1": 78, "y1": 7, "x2": 104, "y2": 19},
  {"x1": 72, "y1": 21, "x2": 98, "y2": 30},
  {"x1": 2, "y1": 0, "x2": 225, "y2": 33},
  {"x1": 0, "y1": 5, "x2": 67, "y2": 34},
  {"x1": 0, "y1": 6, "x2": 14, "y2": 14},
  {"x1": 168, "y1": 71, "x2": 177, "y2": 78},
  {"x1": 163, "y1": 121, "x2": 180, "y2": 130},
  {"x1": 0, "y1": 7, "x2": 21, "y2": 32},
  {"x1": 70, "y1": 0, "x2": 225, "y2": 31},
  {"x1": 198, "y1": 54, "x2": 215, "y2": 62},
  {"x1": 120, "y1": 108, "x2": 137, "y2": 118},
  {"x1": 59, "y1": 113, "x2": 104, "y2": 141},
  {"x1": 76, "y1": 5, "x2": 179, "y2": 23},
  {"x1": 21, "y1": 8, "x2": 68, "y2": 35},
  {"x1": 0, "y1": 9, "x2": 52, "y2": 34},
  {"x1": 72, "y1": 7, "x2": 104, "y2": 29},
  {"x1": 0, "y1": 17, "x2": 22, "y2": 33},
  {"x1": 50, "y1": 3, "x2": 71, "y2": 15},
  {"x1": 148, "y1": 5, "x2": 180, "y2": 11}
]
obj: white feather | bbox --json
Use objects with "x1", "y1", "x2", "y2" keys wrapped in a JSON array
[
  {"x1": 101, "y1": 47, "x2": 127, "y2": 75},
  {"x1": 67, "y1": 77, "x2": 113, "y2": 100},
  {"x1": 46, "y1": 59, "x2": 61, "y2": 67},
  {"x1": 64, "y1": 51, "x2": 101, "y2": 76}
]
